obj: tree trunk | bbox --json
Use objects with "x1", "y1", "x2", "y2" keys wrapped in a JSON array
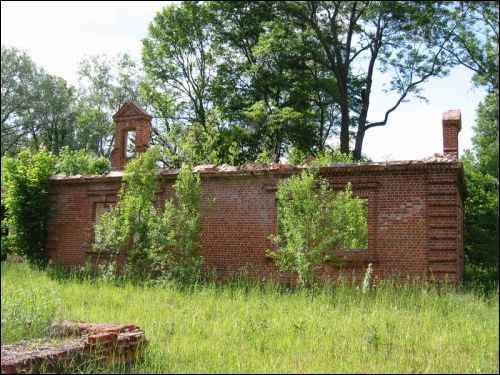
[{"x1": 339, "y1": 96, "x2": 350, "y2": 154}]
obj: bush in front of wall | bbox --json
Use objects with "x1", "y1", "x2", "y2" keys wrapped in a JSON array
[{"x1": 1, "y1": 147, "x2": 57, "y2": 267}]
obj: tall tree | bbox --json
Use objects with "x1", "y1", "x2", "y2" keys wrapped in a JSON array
[
  {"x1": 1, "y1": 46, "x2": 78, "y2": 155},
  {"x1": 1, "y1": 46, "x2": 41, "y2": 155},
  {"x1": 23, "y1": 74, "x2": 79, "y2": 154},
  {"x1": 142, "y1": 2, "x2": 223, "y2": 166},
  {"x1": 143, "y1": 2, "x2": 215, "y2": 131},
  {"x1": 451, "y1": 1, "x2": 499, "y2": 283},
  {"x1": 446, "y1": 1, "x2": 498, "y2": 93},
  {"x1": 77, "y1": 53, "x2": 144, "y2": 156},
  {"x1": 462, "y1": 94, "x2": 499, "y2": 283},
  {"x1": 280, "y1": 1, "x2": 469, "y2": 159},
  {"x1": 210, "y1": 1, "x2": 342, "y2": 162}
]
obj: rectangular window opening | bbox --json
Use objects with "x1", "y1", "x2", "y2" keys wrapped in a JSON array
[
  {"x1": 342, "y1": 198, "x2": 368, "y2": 250},
  {"x1": 275, "y1": 196, "x2": 369, "y2": 251},
  {"x1": 94, "y1": 202, "x2": 112, "y2": 244},
  {"x1": 124, "y1": 130, "x2": 136, "y2": 158}
]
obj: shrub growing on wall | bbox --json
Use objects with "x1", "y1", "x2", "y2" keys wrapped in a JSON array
[
  {"x1": 1, "y1": 148, "x2": 57, "y2": 267},
  {"x1": 267, "y1": 169, "x2": 368, "y2": 285},
  {"x1": 93, "y1": 147, "x2": 203, "y2": 282},
  {"x1": 56, "y1": 146, "x2": 111, "y2": 176}
]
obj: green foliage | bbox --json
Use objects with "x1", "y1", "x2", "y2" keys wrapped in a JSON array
[
  {"x1": 462, "y1": 151, "x2": 499, "y2": 283},
  {"x1": 160, "y1": 121, "x2": 240, "y2": 167},
  {"x1": 77, "y1": 53, "x2": 144, "y2": 157},
  {"x1": 473, "y1": 93, "x2": 499, "y2": 178},
  {"x1": 56, "y1": 146, "x2": 110, "y2": 176},
  {"x1": 74, "y1": 109, "x2": 114, "y2": 156},
  {"x1": 267, "y1": 169, "x2": 368, "y2": 285},
  {"x1": 94, "y1": 147, "x2": 203, "y2": 283},
  {"x1": 1, "y1": 219, "x2": 14, "y2": 259},
  {"x1": 255, "y1": 150, "x2": 274, "y2": 164},
  {"x1": 452, "y1": 2, "x2": 498, "y2": 286},
  {"x1": 279, "y1": 1, "x2": 494, "y2": 158},
  {"x1": 1, "y1": 147, "x2": 57, "y2": 267},
  {"x1": 461, "y1": 94, "x2": 499, "y2": 285},
  {"x1": 93, "y1": 147, "x2": 161, "y2": 257},
  {"x1": 28, "y1": 74, "x2": 79, "y2": 155},
  {"x1": 448, "y1": 1, "x2": 499, "y2": 92},
  {"x1": 287, "y1": 146, "x2": 308, "y2": 165},
  {"x1": 312, "y1": 149, "x2": 354, "y2": 166},
  {"x1": 1, "y1": 46, "x2": 79, "y2": 156},
  {"x1": 1, "y1": 45, "x2": 40, "y2": 155},
  {"x1": 147, "y1": 164, "x2": 203, "y2": 283},
  {"x1": 142, "y1": 2, "x2": 217, "y2": 165}
]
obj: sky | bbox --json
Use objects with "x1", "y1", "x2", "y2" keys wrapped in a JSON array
[{"x1": 1, "y1": 1, "x2": 488, "y2": 162}]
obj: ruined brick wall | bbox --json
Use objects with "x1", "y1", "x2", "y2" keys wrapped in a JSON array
[
  {"x1": 46, "y1": 162, "x2": 464, "y2": 283},
  {"x1": 110, "y1": 102, "x2": 152, "y2": 171},
  {"x1": 1, "y1": 321, "x2": 147, "y2": 374}
]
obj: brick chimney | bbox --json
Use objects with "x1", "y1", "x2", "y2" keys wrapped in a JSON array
[
  {"x1": 111, "y1": 102, "x2": 152, "y2": 170},
  {"x1": 442, "y1": 109, "x2": 461, "y2": 160}
]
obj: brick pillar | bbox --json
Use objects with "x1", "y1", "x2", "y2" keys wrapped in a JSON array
[
  {"x1": 111, "y1": 102, "x2": 152, "y2": 171},
  {"x1": 442, "y1": 109, "x2": 461, "y2": 160}
]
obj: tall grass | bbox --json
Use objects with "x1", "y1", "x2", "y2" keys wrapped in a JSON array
[
  {"x1": 1, "y1": 262, "x2": 498, "y2": 373},
  {"x1": 1, "y1": 263, "x2": 64, "y2": 344}
]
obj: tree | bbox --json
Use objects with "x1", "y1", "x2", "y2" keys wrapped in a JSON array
[
  {"x1": 142, "y1": 1, "x2": 219, "y2": 167},
  {"x1": 446, "y1": 1, "x2": 499, "y2": 93},
  {"x1": 450, "y1": 1, "x2": 498, "y2": 284},
  {"x1": 1, "y1": 46, "x2": 41, "y2": 155},
  {"x1": 462, "y1": 93, "x2": 499, "y2": 284},
  {"x1": 77, "y1": 53, "x2": 144, "y2": 156},
  {"x1": 74, "y1": 109, "x2": 113, "y2": 157},
  {"x1": 23, "y1": 73, "x2": 79, "y2": 155},
  {"x1": 473, "y1": 93, "x2": 499, "y2": 178},
  {"x1": 462, "y1": 151, "x2": 499, "y2": 283},
  {"x1": 56, "y1": 146, "x2": 111, "y2": 176},
  {"x1": 280, "y1": 1, "x2": 470, "y2": 159},
  {"x1": 1, "y1": 46, "x2": 79, "y2": 156},
  {"x1": 210, "y1": 1, "x2": 341, "y2": 162}
]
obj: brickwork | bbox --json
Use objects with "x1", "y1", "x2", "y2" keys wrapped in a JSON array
[
  {"x1": 110, "y1": 102, "x2": 152, "y2": 171},
  {"x1": 44, "y1": 104, "x2": 465, "y2": 283},
  {"x1": 442, "y1": 109, "x2": 461, "y2": 160},
  {"x1": 47, "y1": 161, "x2": 464, "y2": 283},
  {"x1": 0, "y1": 321, "x2": 147, "y2": 374}
]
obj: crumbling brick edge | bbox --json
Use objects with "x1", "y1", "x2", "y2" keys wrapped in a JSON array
[{"x1": 1, "y1": 321, "x2": 148, "y2": 374}]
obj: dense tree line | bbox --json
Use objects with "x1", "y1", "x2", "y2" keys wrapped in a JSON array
[
  {"x1": 3, "y1": 1, "x2": 494, "y2": 164},
  {"x1": 1, "y1": 48, "x2": 143, "y2": 157}
]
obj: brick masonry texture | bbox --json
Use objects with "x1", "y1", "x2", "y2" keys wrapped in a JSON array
[
  {"x1": 45, "y1": 103, "x2": 465, "y2": 284},
  {"x1": 0, "y1": 321, "x2": 147, "y2": 374}
]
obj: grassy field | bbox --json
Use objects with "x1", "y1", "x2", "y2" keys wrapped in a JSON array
[{"x1": 1, "y1": 262, "x2": 498, "y2": 374}]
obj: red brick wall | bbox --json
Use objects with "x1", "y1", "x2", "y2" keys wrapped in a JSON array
[{"x1": 46, "y1": 163, "x2": 465, "y2": 283}]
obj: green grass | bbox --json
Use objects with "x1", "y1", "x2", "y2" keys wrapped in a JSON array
[
  {"x1": 1, "y1": 262, "x2": 498, "y2": 373},
  {"x1": 1, "y1": 263, "x2": 64, "y2": 343}
]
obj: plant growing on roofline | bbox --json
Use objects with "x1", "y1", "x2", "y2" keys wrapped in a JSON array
[
  {"x1": 267, "y1": 169, "x2": 368, "y2": 285},
  {"x1": 93, "y1": 146, "x2": 204, "y2": 283}
]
